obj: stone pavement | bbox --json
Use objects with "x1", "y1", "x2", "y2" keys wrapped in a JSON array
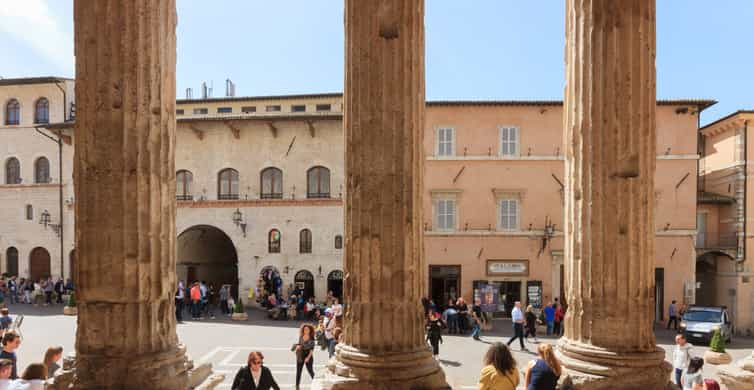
[{"x1": 7, "y1": 304, "x2": 754, "y2": 389}]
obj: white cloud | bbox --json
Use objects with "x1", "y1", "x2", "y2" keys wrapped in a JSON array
[{"x1": 0, "y1": 0, "x2": 74, "y2": 75}]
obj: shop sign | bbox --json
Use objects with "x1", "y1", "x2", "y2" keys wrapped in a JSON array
[{"x1": 487, "y1": 260, "x2": 528, "y2": 276}]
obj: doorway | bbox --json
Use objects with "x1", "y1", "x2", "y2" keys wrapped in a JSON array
[
  {"x1": 294, "y1": 270, "x2": 315, "y2": 300},
  {"x1": 655, "y1": 268, "x2": 664, "y2": 322},
  {"x1": 327, "y1": 270, "x2": 343, "y2": 300},
  {"x1": 177, "y1": 225, "x2": 239, "y2": 299},
  {"x1": 494, "y1": 281, "x2": 522, "y2": 317},
  {"x1": 29, "y1": 247, "x2": 51, "y2": 281},
  {"x1": 429, "y1": 265, "x2": 460, "y2": 310}
]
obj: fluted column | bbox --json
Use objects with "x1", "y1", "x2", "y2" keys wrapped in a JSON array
[
  {"x1": 558, "y1": 0, "x2": 670, "y2": 388},
  {"x1": 319, "y1": 1, "x2": 448, "y2": 389},
  {"x1": 73, "y1": 1, "x2": 188, "y2": 388}
]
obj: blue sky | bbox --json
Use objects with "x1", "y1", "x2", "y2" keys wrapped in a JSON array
[{"x1": 1, "y1": 1, "x2": 751, "y2": 125}]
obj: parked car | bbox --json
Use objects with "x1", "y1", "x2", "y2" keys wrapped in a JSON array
[{"x1": 680, "y1": 306, "x2": 732, "y2": 344}]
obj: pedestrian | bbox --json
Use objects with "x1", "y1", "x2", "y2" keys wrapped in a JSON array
[
  {"x1": 64, "y1": 279, "x2": 74, "y2": 295},
  {"x1": 507, "y1": 301, "x2": 527, "y2": 352},
  {"x1": 331, "y1": 297, "x2": 343, "y2": 328},
  {"x1": 456, "y1": 297, "x2": 469, "y2": 334},
  {"x1": 668, "y1": 300, "x2": 679, "y2": 331},
  {"x1": 442, "y1": 299, "x2": 458, "y2": 334},
  {"x1": 681, "y1": 357, "x2": 704, "y2": 390},
  {"x1": 294, "y1": 324, "x2": 316, "y2": 388},
  {"x1": 470, "y1": 310, "x2": 482, "y2": 341},
  {"x1": 0, "y1": 309, "x2": 12, "y2": 333},
  {"x1": 478, "y1": 342, "x2": 518, "y2": 390},
  {"x1": 544, "y1": 302, "x2": 555, "y2": 336},
  {"x1": 219, "y1": 285, "x2": 229, "y2": 316},
  {"x1": 7, "y1": 278, "x2": 16, "y2": 305},
  {"x1": 525, "y1": 305, "x2": 539, "y2": 342},
  {"x1": 206, "y1": 283, "x2": 216, "y2": 319},
  {"x1": 175, "y1": 281, "x2": 185, "y2": 322},
  {"x1": 426, "y1": 311, "x2": 444, "y2": 359},
  {"x1": 231, "y1": 351, "x2": 280, "y2": 390},
  {"x1": 7, "y1": 363, "x2": 47, "y2": 390},
  {"x1": 324, "y1": 309, "x2": 337, "y2": 358},
  {"x1": 703, "y1": 379, "x2": 720, "y2": 390},
  {"x1": 42, "y1": 346, "x2": 63, "y2": 379},
  {"x1": 554, "y1": 304, "x2": 564, "y2": 336},
  {"x1": 227, "y1": 295, "x2": 236, "y2": 317},
  {"x1": 54, "y1": 279, "x2": 64, "y2": 304},
  {"x1": 0, "y1": 359, "x2": 12, "y2": 386},
  {"x1": 525, "y1": 343, "x2": 562, "y2": 390},
  {"x1": 0, "y1": 332, "x2": 21, "y2": 379},
  {"x1": 673, "y1": 334, "x2": 693, "y2": 387},
  {"x1": 190, "y1": 282, "x2": 202, "y2": 320},
  {"x1": 43, "y1": 278, "x2": 53, "y2": 306}
]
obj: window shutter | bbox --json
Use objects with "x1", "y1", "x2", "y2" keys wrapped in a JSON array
[{"x1": 509, "y1": 128, "x2": 518, "y2": 156}]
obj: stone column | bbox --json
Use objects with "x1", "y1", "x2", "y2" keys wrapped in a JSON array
[
  {"x1": 558, "y1": 0, "x2": 671, "y2": 388},
  {"x1": 72, "y1": 0, "x2": 188, "y2": 388},
  {"x1": 719, "y1": 353, "x2": 754, "y2": 389},
  {"x1": 318, "y1": 1, "x2": 448, "y2": 389}
]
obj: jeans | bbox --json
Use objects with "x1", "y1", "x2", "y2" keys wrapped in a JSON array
[
  {"x1": 295, "y1": 358, "x2": 314, "y2": 386},
  {"x1": 175, "y1": 299, "x2": 184, "y2": 321},
  {"x1": 667, "y1": 315, "x2": 679, "y2": 330},
  {"x1": 327, "y1": 338, "x2": 337, "y2": 358},
  {"x1": 45, "y1": 291, "x2": 52, "y2": 305},
  {"x1": 546, "y1": 321, "x2": 554, "y2": 335},
  {"x1": 507, "y1": 323, "x2": 525, "y2": 350},
  {"x1": 191, "y1": 301, "x2": 201, "y2": 318},
  {"x1": 674, "y1": 368, "x2": 683, "y2": 386},
  {"x1": 220, "y1": 299, "x2": 228, "y2": 314},
  {"x1": 9, "y1": 290, "x2": 16, "y2": 304},
  {"x1": 447, "y1": 314, "x2": 458, "y2": 334},
  {"x1": 471, "y1": 323, "x2": 481, "y2": 339}
]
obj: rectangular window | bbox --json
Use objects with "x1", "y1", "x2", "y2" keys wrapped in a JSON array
[
  {"x1": 25, "y1": 205, "x2": 33, "y2": 220},
  {"x1": 217, "y1": 107, "x2": 232, "y2": 114},
  {"x1": 241, "y1": 106, "x2": 256, "y2": 113},
  {"x1": 193, "y1": 108, "x2": 208, "y2": 115},
  {"x1": 292, "y1": 105, "x2": 306, "y2": 113},
  {"x1": 500, "y1": 127, "x2": 519, "y2": 156},
  {"x1": 316, "y1": 104, "x2": 331, "y2": 112},
  {"x1": 435, "y1": 199, "x2": 456, "y2": 231},
  {"x1": 499, "y1": 199, "x2": 519, "y2": 230},
  {"x1": 266, "y1": 105, "x2": 281, "y2": 112},
  {"x1": 176, "y1": 109, "x2": 184, "y2": 115},
  {"x1": 437, "y1": 127, "x2": 454, "y2": 157}
]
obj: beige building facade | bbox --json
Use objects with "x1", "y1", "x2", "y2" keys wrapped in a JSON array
[
  {"x1": 698, "y1": 110, "x2": 754, "y2": 335},
  {"x1": 423, "y1": 100, "x2": 713, "y2": 323}
]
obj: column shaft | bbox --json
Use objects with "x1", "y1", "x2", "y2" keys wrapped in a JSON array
[
  {"x1": 322, "y1": 1, "x2": 448, "y2": 389},
  {"x1": 73, "y1": 0, "x2": 188, "y2": 388},
  {"x1": 559, "y1": 0, "x2": 670, "y2": 388}
]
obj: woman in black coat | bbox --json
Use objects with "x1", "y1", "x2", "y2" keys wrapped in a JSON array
[{"x1": 232, "y1": 351, "x2": 280, "y2": 390}]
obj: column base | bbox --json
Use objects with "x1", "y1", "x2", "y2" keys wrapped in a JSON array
[
  {"x1": 557, "y1": 340, "x2": 671, "y2": 389},
  {"x1": 311, "y1": 344, "x2": 450, "y2": 390},
  {"x1": 718, "y1": 352, "x2": 754, "y2": 390}
]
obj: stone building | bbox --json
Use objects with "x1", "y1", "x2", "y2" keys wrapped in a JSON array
[
  {"x1": 423, "y1": 100, "x2": 714, "y2": 324},
  {"x1": 697, "y1": 110, "x2": 754, "y2": 335}
]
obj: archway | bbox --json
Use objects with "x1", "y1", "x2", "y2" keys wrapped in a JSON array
[
  {"x1": 696, "y1": 251, "x2": 736, "y2": 308},
  {"x1": 5, "y1": 247, "x2": 18, "y2": 277},
  {"x1": 327, "y1": 270, "x2": 343, "y2": 300},
  {"x1": 258, "y1": 266, "x2": 282, "y2": 299},
  {"x1": 29, "y1": 247, "x2": 51, "y2": 281},
  {"x1": 295, "y1": 270, "x2": 315, "y2": 301},
  {"x1": 177, "y1": 225, "x2": 238, "y2": 299}
]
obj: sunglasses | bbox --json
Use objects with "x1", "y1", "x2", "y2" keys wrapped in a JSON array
[{"x1": 251, "y1": 361, "x2": 262, "y2": 366}]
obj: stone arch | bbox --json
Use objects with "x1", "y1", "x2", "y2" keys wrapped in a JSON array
[
  {"x1": 327, "y1": 270, "x2": 343, "y2": 300},
  {"x1": 177, "y1": 225, "x2": 238, "y2": 298},
  {"x1": 696, "y1": 251, "x2": 737, "y2": 308},
  {"x1": 5, "y1": 247, "x2": 19, "y2": 277},
  {"x1": 29, "y1": 247, "x2": 51, "y2": 281},
  {"x1": 294, "y1": 269, "x2": 315, "y2": 301}
]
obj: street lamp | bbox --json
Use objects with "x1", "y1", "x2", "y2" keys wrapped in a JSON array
[
  {"x1": 39, "y1": 209, "x2": 51, "y2": 227},
  {"x1": 232, "y1": 208, "x2": 247, "y2": 237}
]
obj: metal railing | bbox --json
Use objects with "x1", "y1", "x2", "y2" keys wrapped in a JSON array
[{"x1": 696, "y1": 232, "x2": 738, "y2": 248}]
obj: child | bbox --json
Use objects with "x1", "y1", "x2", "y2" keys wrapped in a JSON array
[
  {"x1": 0, "y1": 309, "x2": 12, "y2": 332},
  {"x1": 226, "y1": 296, "x2": 235, "y2": 317},
  {"x1": 673, "y1": 334, "x2": 693, "y2": 387}
]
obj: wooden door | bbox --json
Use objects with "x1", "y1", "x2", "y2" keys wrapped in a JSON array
[{"x1": 29, "y1": 247, "x2": 51, "y2": 281}]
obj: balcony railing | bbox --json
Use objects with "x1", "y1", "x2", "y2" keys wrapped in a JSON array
[
  {"x1": 260, "y1": 193, "x2": 283, "y2": 200},
  {"x1": 307, "y1": 192, "x2": 331, "y2": 199},
  {"x1": 218, "y1": 194, "x2": 239, "y2": 200},
  {"x1": 696, "y1": 232, "x2": 738, "y2": 249},
  {"x1": 176, "y1": 194, "x2": 193, "y2": 201}
]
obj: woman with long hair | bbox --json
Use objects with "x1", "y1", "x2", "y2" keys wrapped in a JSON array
[
  {"x1": 8, "y1": 362, "x2": 47, "y2": 390},
  {"x1": 478, "y1": 342, "x2": 518, "y2": 390},
  {"x1": 294, "y1": 323, "x2": 316, "y2": 389},
  {"x1": 525, "y1": 343, "x2": 561, "y2": 390},
  {"x1": 524, "y1": 305, "x2": 538, "y2": 342},
  {"x1": 682, "y1": 357, "x2": 704, "y2": 390},
  {"x1": 42, "y1": 346, "x2": 63, "y2": 379},
  {"x1": 231, "y1": 351, "x2": 279, "y2": 390}
]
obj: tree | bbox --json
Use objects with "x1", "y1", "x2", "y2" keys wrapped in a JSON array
[{"x1": 709, "y1": 328, "x2": 726, "y2": 353}]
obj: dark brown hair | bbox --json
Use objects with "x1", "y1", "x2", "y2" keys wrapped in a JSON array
[
  {"x1": 44, "y1": 346, "x2": 63, "y2": 366},
  {"x1": 247, "y1": 351, "x2": 264, "y2": 366},
  {"x1": 21, "y1": 363, "x2": 47, "y2": 380},
  {"x1": 2, "y1": 331, "x2": 19, "y2": 346},
  {"x1": 483, "y1": 342, "x2": 516, "y2": 375},
  {"x1": 0, "y1": 308, "x2": 8, "y2": 316},
  {"x1": 299, "y1": 323, "x2": 315, "y2": 339}
]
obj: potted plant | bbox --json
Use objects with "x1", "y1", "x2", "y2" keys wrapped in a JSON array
[
  {"x1": 231, "y1": 298, "x2": 248, "y2": 321},
  {"x1": 63, "y1": 292, "x2": 77, "y2": 316},
  {"x1": 704, "y1": 328, "x2": 732, "y2": 364}
]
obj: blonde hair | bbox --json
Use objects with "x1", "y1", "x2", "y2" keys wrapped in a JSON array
[
  {"x1": 526, "y1": 305, "x2": 534, "y2": 313},
  {"x1": 538, "y1": 344, "x2": 562, "y2": 377}
]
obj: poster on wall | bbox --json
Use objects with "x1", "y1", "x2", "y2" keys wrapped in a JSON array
[
  {"x1": 480, "y1": 284, "x2": 499, "y2": 313},
  {"x1": 527, "y1": 281, "x2": 543, "y2": 309}
]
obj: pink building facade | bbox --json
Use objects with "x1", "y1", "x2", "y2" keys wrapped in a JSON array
[{"x1": 423, "y1": 100, "x2": 713, "y2": 321}]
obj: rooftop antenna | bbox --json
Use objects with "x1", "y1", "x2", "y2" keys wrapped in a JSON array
[
  {"x1": 208, "y1": 81, "x2": 213, "y2": 98},
  {"x1": 201, "y1": 82, "x2": 208, "y2": 99},
  {"x1": 225, "y1": 79, "x2": 236, "y2": 97},
  {"x1": 185, "y1": 88, "x2": 193, "y2": 99}
]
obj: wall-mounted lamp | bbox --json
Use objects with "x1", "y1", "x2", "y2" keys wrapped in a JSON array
[
  {"x1": 39, "y1": 209, "x2": 51, "y2": 227},
  {"x1": 232, "y1": 208, "x2": 247, "y2": 237},
  {"x1": 318, "y1": 265, "x2": 323, "y2": 277}
]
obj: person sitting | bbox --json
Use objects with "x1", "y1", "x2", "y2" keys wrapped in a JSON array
[
  {"x1": 43, "y1": 346, "x2": 63, "y2": 379},
  {"x1": 0, "y1": 310, "x2": 12, "y2": 333},
  {"x1": 0, "y1": 358, "x2": 13, "y2": 388},
  {"x1": 525, "y1": 344, "x2": 562, "y2": 390},
  {"x1": 0, "y1": 332, "x2": 21, "y2": 380},
  {"x1": 478, "y1": 342, "x2": 518, "y2": 390},
  {"x1": 7, "y1": 363, "x2": 47, "y2": 390}
]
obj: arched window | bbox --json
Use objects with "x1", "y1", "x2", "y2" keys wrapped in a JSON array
[
  {"x1": 5, "y1": 158, "x2": 20, "y2": 184},
  {"x1": 218, "y1": 168, "x2": 239, "y2": 200},
  {"x1": 268, "y1": 229, "x2": 281, "y2": 253},
  {"x1": 300, "y1": 229, "x2": 312, "y2": 253},
  {"x1": 5, "y1": 247, "x2": 18, "y2": 276},
  {"x1": 260, "y1": 167, "x2": 283, "y2": 199},
  {"x1": 307, "y1": 166, "x2": 330, "y2": 198},
  {"x1": 334, "y1": 235, "x2": 343, "y2": 249},
  {"x1": 176, "y1": 170, "x2": 193, "y2": 200},
  {"x1": 34, "y1": 98, "x2": 49, "y2": 124},
  {"x1": 34, "y1": 157, "x2": 50, "y2": 183},
  {"x1": 5, "y1": 99, "x2": 20, "y2": 125}
]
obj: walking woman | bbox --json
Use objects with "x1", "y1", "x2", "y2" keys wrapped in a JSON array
[
  {"x1": 524, "y1": 305, "x2": 539, "y2": 342},
  {"x1": 231, "y1": 351, "x2": 279, "y2": 390},
  {"x1": 426, "y1": 311, "x2": 444, "y2": 360},
  {"x1": 294, "y1": 324, "x2": 316, "y2": 389},
  {"x1": 524, "y1": 343, "x2": 562, "y2": 390},
  {"x1": 478, "y1": 342, "x2": 519, "y2": 390}
]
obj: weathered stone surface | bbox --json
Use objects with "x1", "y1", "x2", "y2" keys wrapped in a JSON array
[
  {"x1": 187, "y1": 363, "x2": 215, "y2": 388},
  {"x1": 72, "y1": 0, "x2": 188, "y2": 388},
  {"x1": 194, "y1": 373, "x2": 226, "y2": 390},
  {"x1": 317, "y1": 1, "x2": 448, "y2": 389},
  {"x1": 231, "y1": 312, "x2": 249, "y2": 321},
  {"x1": 704, "y1": 350, "x2": 733, "y2": 365},
  {"x1": 718, "y1": 353, "x2": 754, "y2": 389},
  {"x1": 63, "y1": 306, "x2": 77, "y2": 316},
  {"x1": 559, "y1": 0, "x2": 670, "y2": 388}
]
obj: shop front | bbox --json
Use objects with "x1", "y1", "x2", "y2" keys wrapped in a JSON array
[{"x1": 473, "y1": 260, "x2": 542, "y2": 318}]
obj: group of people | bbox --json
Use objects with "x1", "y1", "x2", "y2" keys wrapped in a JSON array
[
  {"x1": 672, "y1": 330, "x2": 720, "y2": 389},
  {"x1": 0, "y1": 328, "x2": 64, "y2": 389},
  {"x1": 478, "y1": 342, "x2": 561, "y2": 390},
  {"x1": 261, "y1": 288, "x2": 341, "y2": 323},
  {"x1": 175, "y1": 280, "x2": 237, "y2": 322},
  {"x1": 0, "y1": 277, "x2": 73, "y2": 307}
]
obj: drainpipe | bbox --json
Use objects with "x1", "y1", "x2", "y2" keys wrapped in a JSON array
[{"x1": 743, "y1": 119, "x2": 749, "y2": 268}]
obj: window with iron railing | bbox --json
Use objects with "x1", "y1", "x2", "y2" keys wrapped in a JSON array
[
  {"x1": 307, "y1": 166, "x2": 330, "y2": 198},
  {"x1": 5, "y1": 99, "x2": 20, "y2": 125},
  {"x1": 218, "y1": 168, "x2": 239, "y2": 200},
  {"x1": 176, "y1": 170, "x2": 193, "y2": 200},
  {"x1": 261, "y1": 167, "x2": 283, "y2": 199}
]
